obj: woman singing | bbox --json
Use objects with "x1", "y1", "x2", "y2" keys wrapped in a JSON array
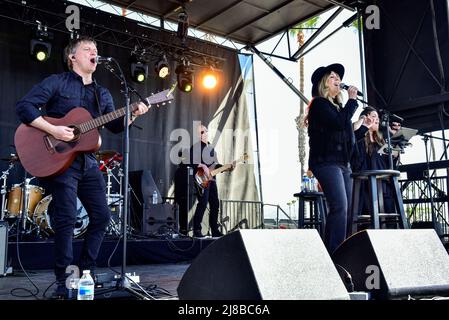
[{"x1": 306, "y1": 63, "x2": 360, "y2": 253}]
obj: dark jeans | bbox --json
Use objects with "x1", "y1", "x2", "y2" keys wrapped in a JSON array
[
  {"x1": 193, "y1": 180, "x2": 219, "y2": 233},
  {"x1": 42, "y1": 163, "x2": 110, "y2": 284},
  {"x1": 312, "y1": 163, "x2": 352, "y2": 254}
]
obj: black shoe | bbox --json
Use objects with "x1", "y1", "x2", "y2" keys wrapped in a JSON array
[
  {"x1": 211, "y1": 230, "x2": 224, "y2": 237},
  {"x1": 49, "y1": 283, "x2": 70, "y2": 300},
  {"x1": 193, "y1": 231, "x2": 206, "y2": 238}
]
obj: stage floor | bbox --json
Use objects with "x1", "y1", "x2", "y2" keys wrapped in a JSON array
[
  {"x1": 0, "y1": 263, "x2": 189, "y2": 300},
  {"x1": 1, "y1": 236, "x2": 217, "y2": 300}
]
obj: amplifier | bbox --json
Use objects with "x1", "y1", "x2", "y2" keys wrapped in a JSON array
[{"x1": 0, "y1": 221, "x2": 9, "y2": 276}]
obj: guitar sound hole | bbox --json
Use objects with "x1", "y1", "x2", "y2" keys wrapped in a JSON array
[{"x1": 68, "y1": 125, "x2": 81, "y2": 142}]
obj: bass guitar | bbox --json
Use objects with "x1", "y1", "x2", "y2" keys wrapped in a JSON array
[{"x1": 194, "y1": 153, "x2": 248, "y2": 194}]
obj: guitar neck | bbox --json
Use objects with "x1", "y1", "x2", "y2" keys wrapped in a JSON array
[
  {"x1": 209, "y1": 154, "x2": 248, "y2": 177},
  {"x1": 79, "y1": 103, "x2": 140, "y2": 134},
  {"x1": 210, "y1": 164, "x2": 232, "y2": 177},
  {"x1": 77, "y1": 87, "x2": 175, "y2": 134}
]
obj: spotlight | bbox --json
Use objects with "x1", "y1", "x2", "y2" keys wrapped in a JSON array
[
  {"x1": 201, "y1": 68, "x2": 218, "y2": 89},
  {"x1": 30, "y1": 22, "x2": 52, "y2": 62},
  {"x1": 175, "y1": 64, "x2": 194, "y2": 93},
  {"x1": 155, "y1": 56, "x2": 169, "y2": 79},
  {"x1": 130, "y1": 60, "x2": 148, "y2": 83},
  {"x1": 31, "y1": 39, "x2": 51, "y2": 62}
]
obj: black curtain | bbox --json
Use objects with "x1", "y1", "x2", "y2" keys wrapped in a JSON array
[
  {"x1": 0, "y1": 1, "x2": 259, "y2": 207},
  {"x1": 363, "y1": 0, "x2": 449, "y2": 132}
]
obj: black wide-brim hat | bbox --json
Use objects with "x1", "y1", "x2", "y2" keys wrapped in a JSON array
[{"x1": 311, "y1": 63, "x2": 345, "y2": 97}]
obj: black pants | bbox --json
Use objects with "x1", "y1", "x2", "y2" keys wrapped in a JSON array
[
  {"x1": 193, "y1": 180, "x2": 220, "y2": 233},
  {"x1": 42, "y1": 162, "x2": 110, "y2": 284}
]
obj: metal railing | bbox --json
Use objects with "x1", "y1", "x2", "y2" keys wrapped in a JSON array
[
  {"x1": 218, "y1": 200, "x2": 299, "y2": 233},
  {"x1": 399, "y1": 176, "x2": 449, "y2": 235},
  {"x1": 219, "y1": 200, "x2": 264, "y2": 233}
]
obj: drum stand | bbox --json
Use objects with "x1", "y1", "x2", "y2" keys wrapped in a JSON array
[
  {"x1": 0, "y1": 162, "x2": 14, "y2": 221},
  {"x1": 20, "y1": 177, "x2": 39, "y2": 236},
  {"x1": 104, "y1": 166, "x2": 140, "y2": 237}
]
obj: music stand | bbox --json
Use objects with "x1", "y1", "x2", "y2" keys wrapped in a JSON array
[{"x1": 378, "y1": 126, "x2": 418, "y2": 158}]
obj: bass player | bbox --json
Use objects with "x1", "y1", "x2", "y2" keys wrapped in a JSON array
[{"x1": 187, "y1": 124, "x2": 235, "y2": 238}]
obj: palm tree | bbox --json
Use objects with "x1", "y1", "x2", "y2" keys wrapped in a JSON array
[{"x1": 290, "y1": 17, "x2": 320, "y2": 177}]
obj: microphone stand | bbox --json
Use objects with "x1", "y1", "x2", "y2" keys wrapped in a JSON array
[
  {"x1": 97, "y1": 60, "x2": 153, "y2": 299},
  {"x1": 380, "y1": 111, "x2": 395, "y2": 170}
]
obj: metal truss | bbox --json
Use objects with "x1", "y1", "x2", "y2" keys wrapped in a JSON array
[
  {"x1": 0, "y1": 0, "x2": 232, "y2": 68},
  {"x1": 67, "y1": 0, "x2": 245, "y2": 51},
  {"x1": 247, "y1": 6, "x2": 361, "y2": 103}
]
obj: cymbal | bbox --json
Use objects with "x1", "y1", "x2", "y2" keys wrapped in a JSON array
[
  {"x1": 95, "y1": 150, "x2": 118, "y2": 162},
  {"x1": 0, "y1": 154, "x2": 19, "y2": 162}
]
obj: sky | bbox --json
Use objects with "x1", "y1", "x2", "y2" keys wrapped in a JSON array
[
  {"x1": 248, "y1": 8, "x2": 363, "y2": 219},
  {"x1": 248, "y1": 8, "x2": 449, "y2": 220}
]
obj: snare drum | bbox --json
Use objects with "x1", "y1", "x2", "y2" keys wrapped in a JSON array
[
  {"x1": 6, "y1": 184, "x2": 45, "y2": 218},
  {"x1": 33, "y1": 195, "x2": 89, "y2": 238}
]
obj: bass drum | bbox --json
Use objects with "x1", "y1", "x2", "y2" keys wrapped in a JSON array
[{"x1": 33, "y1": 195, "x2": 89, "y2": 238}]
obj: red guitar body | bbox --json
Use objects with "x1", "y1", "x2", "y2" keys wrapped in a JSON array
[{"x1": 14, "y1": 108, "x2": 101, "y2": 178}]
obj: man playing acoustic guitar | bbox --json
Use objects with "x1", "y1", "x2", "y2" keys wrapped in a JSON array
[
  {"x1": 15, "y1": 36, "x2": 148, "y2": 299},
  {"x1": 189, "y1": 124, "x2": 235, "y2": 238}
]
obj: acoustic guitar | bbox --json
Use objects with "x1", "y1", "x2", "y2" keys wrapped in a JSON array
[{"x1": 14, "y1": 88, "x2": 174, "y2": 178}]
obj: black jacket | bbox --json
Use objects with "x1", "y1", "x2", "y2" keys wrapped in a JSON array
[{"x1": 307, "y1": 97, "x2": 358, "y2": 169}]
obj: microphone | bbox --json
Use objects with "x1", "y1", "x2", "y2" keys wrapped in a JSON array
[
  {"x1": 339, "y1": 83, "x2": 364, "y2": 97},
  {"x1": 93, "y1": 56, "x2": 113, "y2": 64},
  {"x1": 379, "y1": 110, "x2": 404, "y2": 124}
]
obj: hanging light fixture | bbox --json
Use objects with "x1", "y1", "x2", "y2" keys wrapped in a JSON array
[
  {"x1": 130, "y1": 54, "x2": 148, "y2": 83},
  {"x1": 175, "y1": 63, "x2": 194, "y2": 93},
  {"x1": 30, "y1": 22, "x2": 52, "y2": 62},
  {"x1": 155, "y1": 55, "x2": 169, "y2": 79}
]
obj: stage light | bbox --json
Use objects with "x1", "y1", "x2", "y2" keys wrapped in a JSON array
[
  {"x1": 30, "y1": 23, "x2": 52, "y2": 62},
  {"x1": 31, "y1": 40, "x2": 51, "y2": 62},
  {"x1": 155, "y1": 56, "x2": 169, "y2": 79},
  {"x1": 176, "y1": 64, "x2": 194, "y2": 93},
  {"x1": 130, "y1": 61, "x2": 148, "y2": 83},
  {"x1": 202, "y1": 69, "x2": 218, "y2": 89}
]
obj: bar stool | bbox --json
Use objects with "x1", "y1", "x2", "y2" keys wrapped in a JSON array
[
  {"x1": 293, "y1": 191, "x2": 327, "y2": 238},
  {"x1": 347, "y1": 169, "x2": 409, "y2": 237}
]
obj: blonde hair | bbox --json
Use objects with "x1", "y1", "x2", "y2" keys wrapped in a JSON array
[
  {"x1": 317, "y1": 72, "x2": 343, "y2": 107},
  {"x1": 304, "y1": 72, "x2": 344, "y2": 127}
]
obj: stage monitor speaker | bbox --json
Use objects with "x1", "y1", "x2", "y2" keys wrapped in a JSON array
[
  {"x1": 129, "y1": 170, "x2": 162, "y2": 206},
  {"x1": 143, "y1": 203, "x2": 176, "y2": 235},
  {"x1": 332, "y1": 229, "x2": 449, "y2": 299},
  {"x1": 177, "y1": 229, "x2": 349, "y2": 300},
  {"x1": 0, "y1": 221, "x2": 8, "y2": 276},
  {"x1": 129, "y1": 170, "x2": 162, "y2": 233}
]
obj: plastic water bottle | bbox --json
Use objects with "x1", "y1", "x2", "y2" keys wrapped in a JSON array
[
  {"x1": 310, "y1": 177, "x2": 317, "y2": 192},
  {"x1": 302, "y1": 175, "x2": 310, "y2": 192},
  {"x1": 77, "y1": 270, "x2": 94, "y2": 300},
  {"x1": 152, "y1": 190, "x2": 158, "y2": 204}
]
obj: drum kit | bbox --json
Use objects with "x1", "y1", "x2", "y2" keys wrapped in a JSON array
[{"x1": 0, "y1": 150, "x2": 126, "y2": 239}]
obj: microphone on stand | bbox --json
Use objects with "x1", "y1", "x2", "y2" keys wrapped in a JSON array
[
  {"x1": 92, "y1": 56, "x2": 113, "y2": 64},
  {"x1": 339, "y1": 83, "x2": 364, "y2": 97}
]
